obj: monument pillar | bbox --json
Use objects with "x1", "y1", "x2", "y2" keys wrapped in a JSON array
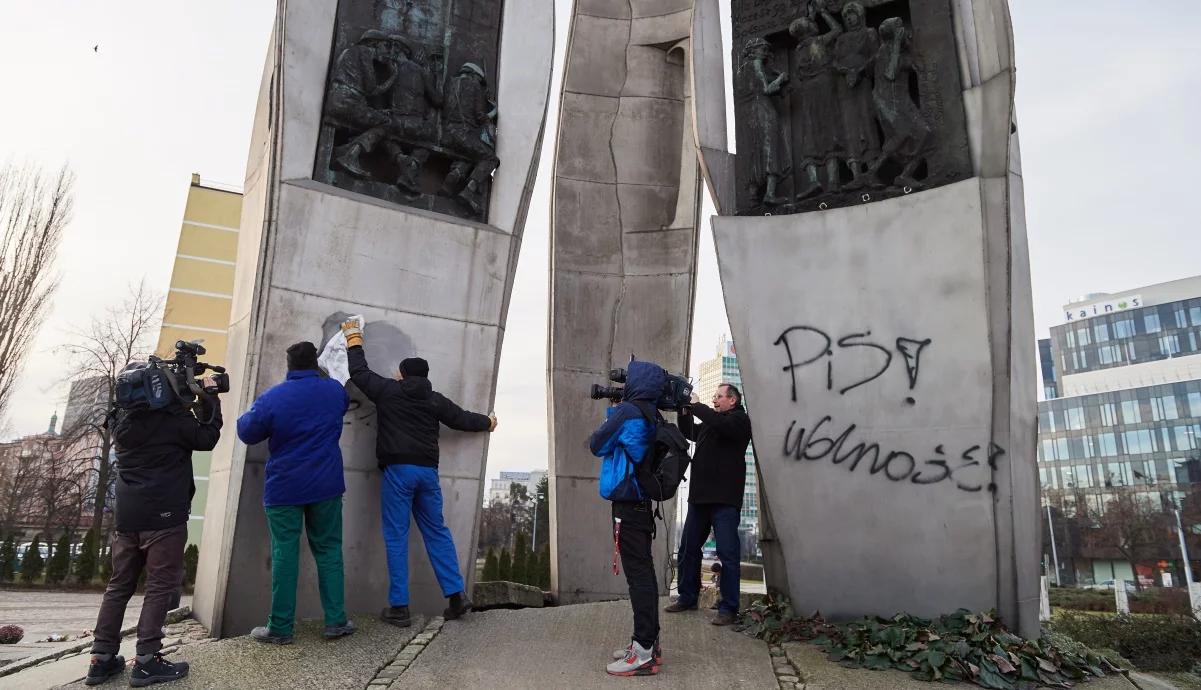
[
  {"x1": 194, "y1": 0, "x2": 552, "y2": 636},
  {"x1": 548, "y1": 0, "x2": 700, "y2": 603},
  {"x1": 692, "y1": 0, "x2": 1039, "y2": 637}
]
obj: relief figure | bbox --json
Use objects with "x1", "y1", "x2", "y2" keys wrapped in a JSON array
[
  {"x1": 867, "y1": 18, "x2": 930, "y2": 190},
  {"x1": 788, "y1": 0, "x2": 844, "y2": 201},
  {"x1": 831, "y1": 2, "x2": 880, "y2": 191},
  {"x1": 736, "y1": 37, "x2": 790, "y2": 207}
]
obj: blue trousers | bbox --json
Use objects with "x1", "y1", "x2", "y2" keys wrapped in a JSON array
[
  {"x1": 676, "y1": 503, "x2": 741, "y2": 614},
  {"x1": 381, "y1": 464, "x2": 464, "y2": 606}
]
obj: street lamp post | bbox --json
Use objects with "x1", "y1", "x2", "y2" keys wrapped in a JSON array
[
  {"x1": 1046, "y1": 504, "x2": 1061, "y2": 586},
  {"x1": 532, "y1": 492, "x2": 545, "y2": 551}
]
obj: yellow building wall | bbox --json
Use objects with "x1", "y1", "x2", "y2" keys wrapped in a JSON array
[{"x1": 155, "y1": 175, "x2": 243, "y2": 546}]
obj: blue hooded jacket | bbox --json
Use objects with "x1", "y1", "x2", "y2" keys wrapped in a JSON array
[
  {"x1": 237, "y1": 370, "x2": 350, "y2": 507},
  {"x1": 588, "y1": 360, "x2": 665, "y2": 501}
]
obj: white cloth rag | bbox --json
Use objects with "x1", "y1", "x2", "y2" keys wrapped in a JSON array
[{"x1": 318, "y1": 314, "x2": 365, "y2": 385}]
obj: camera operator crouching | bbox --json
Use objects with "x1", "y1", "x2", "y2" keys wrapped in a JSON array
[
  {"x1": 665, "y1": 383, "x2": 751, "y2": 626},
  {"x1": 86, "y1": 342, "x2": 227, "y2": 687}
]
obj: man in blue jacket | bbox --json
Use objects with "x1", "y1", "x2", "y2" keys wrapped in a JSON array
[
  {"x1": 236, "y1": 341, "x2": 355, "y2": 645},
  {"x1": 588, "y1": 360, "x2": 664, "y2": 677}
]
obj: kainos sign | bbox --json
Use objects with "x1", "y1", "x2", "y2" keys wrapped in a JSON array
[{"x1": 1064, "y1": 295, "x2": 1142, "y2": 322}]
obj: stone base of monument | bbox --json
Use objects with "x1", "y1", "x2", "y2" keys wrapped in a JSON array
[{"x1": 471, "y1": 581, "x2": 546, "y2": 610}]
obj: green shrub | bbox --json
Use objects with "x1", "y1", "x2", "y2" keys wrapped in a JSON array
[
  {"x1": 482, "y1": 549, "x2": 499, "y2": 581},
  {"x1": 74, "y1": 528, "x2": 98, "y2": 585},
  {"x1": 20, "y1": 536, "x2": 45, "y2": 583},
  {"x1": 183, "y1": 544, "x2": 199, "y2": 587},
  {"x1": 512, "y1": 532, "x2": 528, "y2": 585},
  {"x1": 44, "y1": 533, "x2": 72, "y2": 585},
  {"x1": 1049, "y1": 586, "x2": 1114, "y2": 612},
  {"x1": 0, "y1": 535, "x2": 16, "y2": 582},
  {"x1": 1048, "y1": 611, "x2": 1201, "y2": 672},
  {"x1": 497, "y1": 548, "x2": 511, "y2": 581}
]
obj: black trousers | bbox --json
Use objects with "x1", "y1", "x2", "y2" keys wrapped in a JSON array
[
  {"x1": 613, "y1": 501, "x2": 658, "y2": 648},
  {"x1": 92, "y1": 524, "x2": 188, "y2": 656}
]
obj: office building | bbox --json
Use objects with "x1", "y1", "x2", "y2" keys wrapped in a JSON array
[
  {"x1": 156, "y1": 174, "x2": 243, "y2": 544},
  {"x1": 1038, "y1": 275, "x2": 1201, "y2": 585}
]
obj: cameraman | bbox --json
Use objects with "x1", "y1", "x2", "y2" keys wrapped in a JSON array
[
  {"x1": 589, "y1": 360, "x2": 664, "y2": 677},
  {"x1": 665, "y1": 383, "x2": 751, "y2": 626},
  {"x1": 85, "y1": 370, "x2": 222, "y2": 687}
]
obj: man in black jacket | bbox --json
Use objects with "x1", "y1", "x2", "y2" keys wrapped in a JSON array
[
  {"x1": 86, "y1": 381, "x2": 222, "y2": 687},
  {"x1": 341, "y1": 320, "x2": 496, "y2": 627},
  {"x1": 664, "y1": 383, "x2": 751, "y2": 626}
]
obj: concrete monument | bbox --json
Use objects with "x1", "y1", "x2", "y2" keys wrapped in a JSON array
[
  {"x1": 692, "y1": 0, "x2": 1040, "y2": 637},
  {"x1": 548, "y1": 0, "x2": 701, "y2": 602},
  {"x1": 194, "y1": 0, "x2": 552, "y2": 636}
]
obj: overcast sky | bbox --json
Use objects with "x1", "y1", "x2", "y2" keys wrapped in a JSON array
[{"x1": 1, "y1": 2, "x2": 1198, "y2": 481}]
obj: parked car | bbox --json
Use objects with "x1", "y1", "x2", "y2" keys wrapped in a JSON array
[{"x1": 1084, "y1": 579, "x2": 1137, "y2": 593}]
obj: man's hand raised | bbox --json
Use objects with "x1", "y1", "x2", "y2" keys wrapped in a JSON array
[{"x1": 341, "y1": 319, "x2": 363, "y2": 348}]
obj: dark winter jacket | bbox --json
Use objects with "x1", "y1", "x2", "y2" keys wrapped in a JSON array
[
  {"x1": 347, "y1": 345, "x2": 491, "y2": 469},
  {"x1": 679, "y1": 402, "x2": 752, "y2": 508},
  {"x1": 113, "y1": 398, "x2": 223, "y2": 532},
  {"x1": 237, "y1": 369, "x2": 350, "y2": 507},
  {"x1": 588, "y1": 361, "x2": 665, "y2": 502}
]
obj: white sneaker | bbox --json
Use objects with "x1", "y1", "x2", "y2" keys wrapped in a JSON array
[{"x1": 606, "y1": 640, "x2": 659, "y2": 676}]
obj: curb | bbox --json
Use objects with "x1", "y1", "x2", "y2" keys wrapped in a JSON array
[
  {"x1": 365, "y1": 616, "x2": 445, "y2": 688},
  {"x1": 0, "y1": 606, "x2": 191, "y2": 679}
]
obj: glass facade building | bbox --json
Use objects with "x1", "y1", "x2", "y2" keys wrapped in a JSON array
[
  {"x1": 1038, "y1": 276, "x2": 1201, "y2": 583},
  {"x1": 1050, "y1": 298, "x2": 1201, "y2": 378}
]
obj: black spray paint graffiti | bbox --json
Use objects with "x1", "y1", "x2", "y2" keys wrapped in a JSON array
[
  {"x1": 781, "y1": 414, "x2": 1005, "y2": 493},
  {"x1": 774, "y1": 326, "x2": 932, "y2": 403}
]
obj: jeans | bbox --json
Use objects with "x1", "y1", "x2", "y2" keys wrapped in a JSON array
[
  {"x1": 613, "y1": 501, "x2": 658, "y2": 648},
  {"x1": 264, "y1": 496, "x2": 347, "y2": 636},
  {"x1": 381, "y1": 464, "x2": 464, "y2": 606},
  {"x1": 676, "y1": 502, "x2": 741, "y2": 614},
  {"x1": 92, "y1": 524, "x2": 187, "y2": 656}
]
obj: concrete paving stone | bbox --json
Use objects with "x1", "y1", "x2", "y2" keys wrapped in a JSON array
[
  {"x1": 53, "y1": 618, "x2": 417, "y2": 690},
  {"x1": 778, "y1": 675, "x2": 800, "y2": 683},
  {"x1": 393, "y1": 599, "x2": 776, "y2": 689}
]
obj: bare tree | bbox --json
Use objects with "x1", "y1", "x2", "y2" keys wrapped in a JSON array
[
  {"x1": 0, "y1": 448, "x2": 39, "y2": 535},
  {"x1": 1085, "y1": 490, "x2": 1173, "y2": 592},
  {"x1": 0, "y1": 164, "x2": 73, "y2": 426},
  {"x1": 59, "y1": 281, "x2": 162, "y2": 538},
  {"x1": 26, "y1": 435, "x2": 87, "y2": 544}
]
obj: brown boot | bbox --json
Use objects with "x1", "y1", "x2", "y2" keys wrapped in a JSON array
[
  {"x1": 711, "y1": 611, "x2": 737, "y2": 626},
  {"x1": 663, "y1": 601, "x2": 697, "y2": 613}
]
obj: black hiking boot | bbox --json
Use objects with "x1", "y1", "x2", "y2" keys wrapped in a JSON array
[
  {"x1": 251, "y1": 626, "x2": 294, "y2": 645},
  {"x1": 443, "y1": 592, "x2": 472, "y2": 621},
  {"x1": 381, "y1": 605, "x2": 412, "y2": 628},
  {"x1": 85, "y1": 654, "x2": 125, "y2": 685},
  {"x1": 129, "y1": 654, "x2": 189, "y2": 687}
]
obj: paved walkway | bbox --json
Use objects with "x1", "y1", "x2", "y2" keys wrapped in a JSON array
[
  {"x1": 38, "y1": 599, "x2": 1150, "y2": 690},
  {"x1": 0, "y1": 590, "x2": 190, "y2": 668}
]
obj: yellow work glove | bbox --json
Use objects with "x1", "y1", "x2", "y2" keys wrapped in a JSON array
[{"x1": 341, "y1": 319, "x2": 363, "y2": 348}]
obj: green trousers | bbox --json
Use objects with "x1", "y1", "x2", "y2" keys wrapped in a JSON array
[{"x1": 264, "y1": 496, "x2": 346, "y2": 636}]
